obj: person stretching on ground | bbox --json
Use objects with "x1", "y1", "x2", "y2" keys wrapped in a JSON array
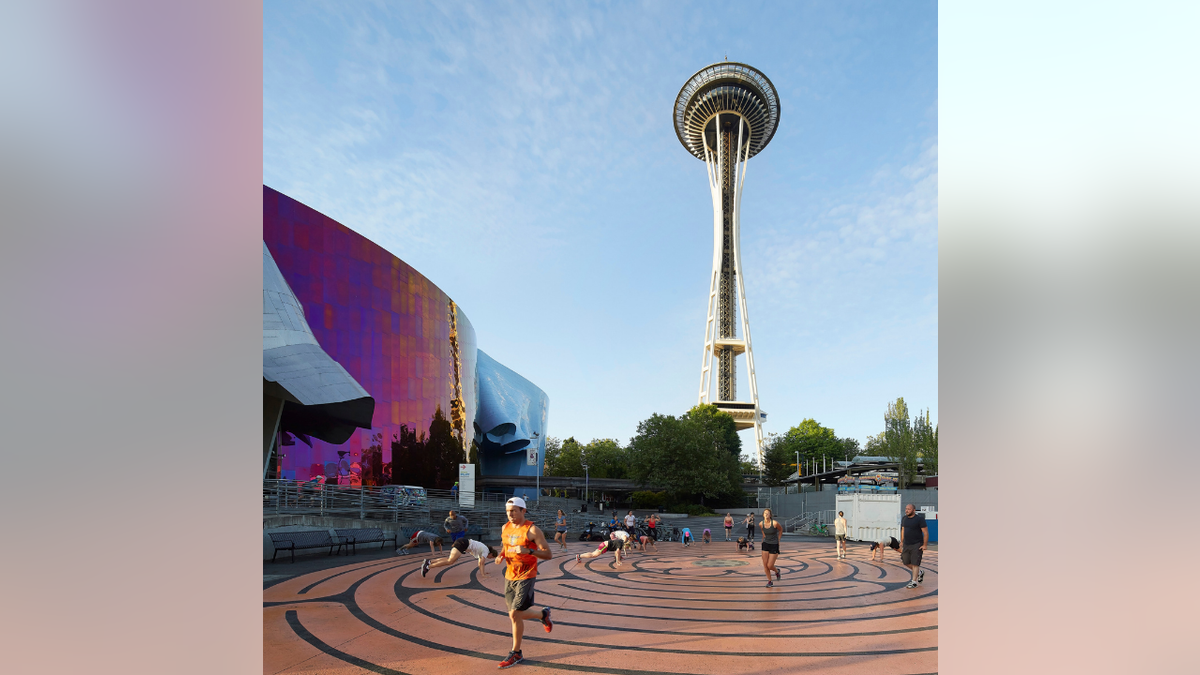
[
  {"x1": 759, "y1": 508, "x2": 782, "y2": 587},
  {"x1": 422, "y1": 537, "x2": 498, "y2": 580},
  {"x1": 869, "y1": 536, "x2": 900, "y2": 561},
  {"x1": 494, "y1": 497, "x2": 554, "y2": 669},
  {"x1": 553, "y1": 509, "x2": 569, "y2": 551},
  {"x1": 737, "y1": 536, "x2": 754, "y2": 552},
  {"x1": 636, "y1": 533, "x2": 659, "y2": 553},
  {"x1": 834, "y1": 511, "x2": 848, "y2": 559},
  {"x1": 702, "y1": 528, "x2": 711, "y2": 544},
  {"x1": 397, "y1": 530, "x2": 443, "y2": 555},
  {"x1": 680, "y1": 527, "x2": 694, "y2": 546},
  {"x1": 724, "y1": 513, "x2": 734, "y2": 540},
  {"x1": 577, "y1": 530, "x2": 630, "y2": 566}
]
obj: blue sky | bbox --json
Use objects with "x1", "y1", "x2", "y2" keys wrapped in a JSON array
[{"x1": 264, "y1": 1, "x2": 938, "y2": 456}]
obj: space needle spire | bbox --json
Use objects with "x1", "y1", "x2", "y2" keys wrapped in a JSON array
[{"x1": 673, "y1": 62, "x2": 780, "y2": 469}]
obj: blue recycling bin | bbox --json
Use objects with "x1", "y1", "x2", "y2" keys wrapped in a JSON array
[{"x1": 926, "y1": 518, "x2": 938, "y2": 543}]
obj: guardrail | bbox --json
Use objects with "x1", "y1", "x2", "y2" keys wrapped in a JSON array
[
  {"x1": 784, "y1": 510, "x2": 838, "y2": 535},
  {"x1": 263, "y1": 480, "x2": 597, "y2": 539}
]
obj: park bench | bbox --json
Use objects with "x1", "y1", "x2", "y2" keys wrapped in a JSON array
[
  {"x1": 267, "y1": 530, "x2": 344, "y2": 563},
  {"x1": 334, "y1": 528, "x2": 397, "y2": 555}
]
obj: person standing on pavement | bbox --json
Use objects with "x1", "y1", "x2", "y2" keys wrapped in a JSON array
[
  {"x1": 759, "y1": 508, "x2": 782, "y2": 587},
  {"x1": 624, "y1": 510, "x2": 637, "y2": 532},
  {"x1": 744, "y1": 512, "x2": 757, "y2": 542},
  {"x1": 724, "y1": 513, "x2": 734, "y2": 540},
  {"x1": 495, "y1": 497, "x2": 554, "y2": 669},
  {"x1": 834, "y1": 511, "x2": 848, "y2": 559},
  {"x1": 645, "y1": 513, "x2": 658, "y2": 541},
  {"x1": 444, "y1": 509, "x2": 468, "y2": 543},
  {"x1": 553, "y1": 509, "x2": 569, "y2": 551},
  {"x1": 900, "y1": 504, "x2": 929, "y2": 589}
]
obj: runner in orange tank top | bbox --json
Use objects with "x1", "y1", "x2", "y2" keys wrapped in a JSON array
[{"x1": 494, "y1": 497, "x2": 553, "y2": 669}]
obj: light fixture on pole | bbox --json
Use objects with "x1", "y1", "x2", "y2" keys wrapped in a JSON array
[{"x1": 581, "y1": 459, "x2": 589, "y2": 506}]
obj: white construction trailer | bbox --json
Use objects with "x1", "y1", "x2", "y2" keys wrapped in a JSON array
[{"x1": 836, "y1": 492, "x2": 902, "y2": 542}]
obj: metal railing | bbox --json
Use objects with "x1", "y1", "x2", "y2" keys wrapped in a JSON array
[
  {"x1": 785, "y1": 510, "x2": 837, "y2": 535},
  {"x1": 263, "y1": 480, "x2": 599, "y2": 539}
]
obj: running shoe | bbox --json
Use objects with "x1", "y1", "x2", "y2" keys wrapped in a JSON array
[
  {"x1": 575, "y1": 554, "x2": 581, "y2": 564},
  {"x1": 498, "y1": 650, "x2": 523, "y2": 669},
  {"x1": 905, "y1": 581, "x2": 918, "y2": 589},
  {"x1": 766, "y1": 580, "x2": 773, "y2": 588},
  {"x1": 541, "y1": 607, "x2": 553, "y2": 633},
  {"x1": 775, "y1": 568, "x2": 781, "y2": 580},
  {"x1": 421, "y1": 559, "x2": 430, "y2": 578},
  {"x1": 918, "y1": 569, "x2": 924, "y2": 583}
]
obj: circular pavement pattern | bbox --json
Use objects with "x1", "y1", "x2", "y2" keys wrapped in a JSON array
[{"x1": 265, "y1": 540, "x2": 937, "y2": 674}]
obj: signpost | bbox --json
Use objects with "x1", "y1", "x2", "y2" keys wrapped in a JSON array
[
  {"x1": 527, "y1": 447, "x2": 539, "y2": 504},
  {"x1": 458, "y1": 463, "x2": 475, "y2": 508}
]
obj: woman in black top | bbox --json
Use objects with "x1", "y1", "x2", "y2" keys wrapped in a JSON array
[
  {"x1": 759, "y1": 509, "x2": 782, "y2": 587},
  {"x1": 744, "y1": 512, "x2": 757, "y2": 542}
]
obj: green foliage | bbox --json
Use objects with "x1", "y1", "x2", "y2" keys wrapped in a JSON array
[
  {"x1": 760, "y1": 418, "x2": 844, "y2": 486},
  {"x1": 627, "y1": 406, "x2": 743, "y2": 501},
  {"x1": 883, "y1": 397, "x2": 919, "y2": 488},
  {"x1": 543, "y1": 436, "x2": 583, "y2": 477},
  {"x1": 582, "y1": 438, "x2": 630, "y2": 479},
  {"x1": 683, "y1": 404, "x2": 742, "y2": 457},
  {"x1": 666, "y1": 503, "x2": 719, "y2": 516},
  {"x1": 913, "y1": 408, "x2": 938, "y2": 476},
  {"x1": 838, "y1": 436, "x2": 860, "y2": 462},
  {"x1": 631, "y1": 490, "x2": 666, "y2": 509}
]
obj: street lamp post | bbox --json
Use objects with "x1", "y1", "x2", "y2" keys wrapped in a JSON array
[{"x1": 581, "y1": 460, "x2": 589, "y2": 507}]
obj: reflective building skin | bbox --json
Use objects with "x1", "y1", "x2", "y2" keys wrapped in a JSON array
[
  {"x1": 475, "y1": 350, "x2": 549, "y2": 480},
  {"x1": 264, "y1": 186, "x2": 543, "y2": 487},
  {"x1": 262, "y1": 242, "x2": 374, "y2": 478}
]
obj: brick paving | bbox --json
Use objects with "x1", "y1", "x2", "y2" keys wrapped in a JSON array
[{"x1": 264, "y1": 536, "x2": 937, "y2": 674}]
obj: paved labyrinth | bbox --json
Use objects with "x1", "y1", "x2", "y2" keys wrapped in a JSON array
[{"x1": 264, "y1": 541, "x2": 937, "y2": 674}]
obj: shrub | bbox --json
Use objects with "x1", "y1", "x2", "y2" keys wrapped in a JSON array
[
  {"x1": 666, "y1": 503, "x2": 718, "y2": 516},
  {"x1": 631, "y1": 491, "x2": 666, "y2": 509}
]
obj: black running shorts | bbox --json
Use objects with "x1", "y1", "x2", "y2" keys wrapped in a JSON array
[
  {"x1": 504, "y1": 578, "x2": 535, "y2": 612},
  {"x1": 901, "y1": 543, "x2": 924, "y2": 567},
  {"x1": 761, "y1": 542, "x2": 779, "y2": 554}
]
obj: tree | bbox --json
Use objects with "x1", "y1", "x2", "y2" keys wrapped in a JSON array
[
  {"x1": 759, "y1": 418, "x2": 843, "y2": 485},
  {"x1": 544, "y1": 436, "x2": 584, "y2": 477},
  {"x1": 761, "y1": 433, "x2": 795, "y2": 486},
  {"x1": 627, "y1": 409, "x2": 743, "y2": 502},
  {"x1": 913, "y1": 408, "x2": 938, "y2": 476},
  {"x1": 682, "y1": 404, "x2": 741, "y2": 457},
  {"x1": 838, "y1": 436, "x2": 860, "y2": 463},
  {"x1": 882, "y1": 397, "x2": 919, "y2": 489},
  {"x1": 865, "y1": 432, "x2": 886, "y2": 455},
  {"x1": 582, "y1": 438, "x2": 628, "y2": 479}
]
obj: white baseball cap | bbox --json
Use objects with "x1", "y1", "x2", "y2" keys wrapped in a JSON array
[{"x1": 506, "y1": 497, "x2": 527, "y2": 509}]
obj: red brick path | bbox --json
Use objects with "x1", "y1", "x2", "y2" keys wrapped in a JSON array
[{"x1": 265, "y1": 540, "x2": 937, "y2": 674}]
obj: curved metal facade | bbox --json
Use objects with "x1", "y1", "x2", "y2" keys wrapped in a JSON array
[
  {"x1": 475, "y1": 350, "x2": 548, "y2": 481},
  {"x1": 264, "y1": 186, "x2": 478, "y2": 487},
  {"x1": 264, "y1": 186, "x2": 544, "y2": 488}
]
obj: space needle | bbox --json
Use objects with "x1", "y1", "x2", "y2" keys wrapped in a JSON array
[{"x1": 674, "y1": 61, "x2": 780, "y2": 469}]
